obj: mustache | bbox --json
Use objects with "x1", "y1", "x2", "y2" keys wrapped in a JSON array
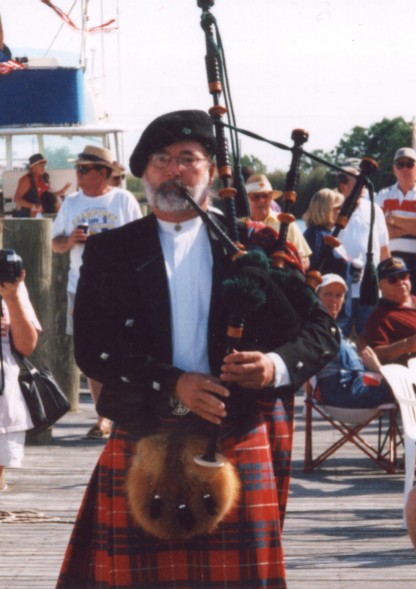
[{"x1": 157, "y1": 179, "x2": 190, "y2": 198}]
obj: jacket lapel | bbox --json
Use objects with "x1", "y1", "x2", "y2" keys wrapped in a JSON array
[
  {"x1": 126, "y1": 212, "x2": 230, "y2": 370},
  {"x1": 127, "y1": 215, "x2": 173, "y2": 363}
]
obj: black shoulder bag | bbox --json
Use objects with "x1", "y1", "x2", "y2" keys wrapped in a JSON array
[
  {"x1": 15, "y1": 355, "x2": 71, "y2": 434},
  {"x1": 6, "y1": 336, "x2": 71, "y2": 434}
]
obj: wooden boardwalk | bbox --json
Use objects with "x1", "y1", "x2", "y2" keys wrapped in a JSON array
[{"x1": 0, "y1": 393, "x2": 415, "y2": 588}]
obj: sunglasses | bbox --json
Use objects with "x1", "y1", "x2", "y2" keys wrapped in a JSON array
[
  {"x1": 75, "y1": 165, "x2": 101, "y2": 175},
  {"x1": 113, "y1": 174, "x2": 126, "y2": 181},
  {"x1": 395, "y1": 160, "x2": 415, "y2": 170},
  {"x1": 249, "y1": 192, "x2": 272, "y2": 202},
  {"x1": 386, "y1": 272, "x2": 410, "y2": 285}
]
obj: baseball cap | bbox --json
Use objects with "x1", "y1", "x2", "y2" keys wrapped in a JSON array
[
  {"x1": 315, "y1": 273, "x2": 348, "y2": 293},
  {"x1": 377, "y1": 257, "x2": 409, "y2": 281},
  {"x1": 394, "y1": 147, "x2": 416, "y2": 162}
]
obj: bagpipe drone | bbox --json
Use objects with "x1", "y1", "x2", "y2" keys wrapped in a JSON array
[{"x1": 127, "y1": 0, "x2": 379, "y2": 540}]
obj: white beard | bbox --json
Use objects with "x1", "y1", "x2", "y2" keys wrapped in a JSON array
[{"x1": 143, "y1": 177, "x2": 210, "y2": 213}]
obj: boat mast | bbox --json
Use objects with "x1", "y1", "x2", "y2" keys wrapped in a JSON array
[{"x1": 80, "y1": 0, "x2": 89, "y2": 69}]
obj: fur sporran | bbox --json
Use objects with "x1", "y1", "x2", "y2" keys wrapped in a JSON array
[{"x1": 126, "y1": 432, "x2": 240, "y2": 540}]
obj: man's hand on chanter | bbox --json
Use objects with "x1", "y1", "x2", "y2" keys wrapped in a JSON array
[
  {"x1": 220, "y1": 350, "x2": 275, "y2": 389},
  {"x1": 174, "y1": 372, "x2": 230, "y2": 424}
]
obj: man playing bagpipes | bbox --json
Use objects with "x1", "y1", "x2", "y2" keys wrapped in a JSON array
[{"x1": 56, "y1": 110, "x2": 340, "y2": 589}]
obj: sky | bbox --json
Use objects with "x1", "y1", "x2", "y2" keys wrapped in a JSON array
[{"x1": 1, "y1": 0, "x2": 416, "y2": 172}]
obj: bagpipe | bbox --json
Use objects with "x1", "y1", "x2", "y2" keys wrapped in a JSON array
[{"x1": 127, "y1": 0, "x2": 379, "y2": 541}]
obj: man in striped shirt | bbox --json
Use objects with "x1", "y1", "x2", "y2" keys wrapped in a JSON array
[{"x1": 376, "y1": 147, "x2": 416, "y2": 293}]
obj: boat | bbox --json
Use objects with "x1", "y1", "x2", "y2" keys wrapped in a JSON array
[{"x1": 0, "y1": 1, "x2": 123, "y2": 214}]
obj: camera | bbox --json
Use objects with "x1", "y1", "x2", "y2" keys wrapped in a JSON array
[{"x1": 0, "y1": 249, "x2": 23, "y2": 283}]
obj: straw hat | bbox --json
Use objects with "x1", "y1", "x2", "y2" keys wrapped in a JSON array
[
  {"x1": 245, "y1": 174, "x2": 282, "y2": 199},
  {"x1": 74, "y1": 145, "x2": 115, "y2": 169}
]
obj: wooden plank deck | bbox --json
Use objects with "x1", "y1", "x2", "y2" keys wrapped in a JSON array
[
  {"x1": 285, "y1": 396, "x2": 415, "y2": 588},
  {"x1": 0, "y1": 391, "x2": 415, "y2": 588}
]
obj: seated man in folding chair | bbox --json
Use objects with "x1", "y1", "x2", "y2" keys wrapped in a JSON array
[
  {"x1": 316, "y1": 274, "x2": 394, "y2": 408},
  {"x1": 365, "y1": 257, "x2": 416, "y2": 365}
]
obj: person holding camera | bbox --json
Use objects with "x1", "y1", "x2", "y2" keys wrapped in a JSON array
[
  {"x1": 0, "y1": 251, "x2": 41, "y2": 492},
  {"x1": 51, "y1": 145, "x2": 142, "y2": 439}
]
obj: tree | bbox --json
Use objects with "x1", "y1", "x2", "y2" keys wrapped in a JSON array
[
  {"x1": 332, "y1": 117, "x2": 412, "y2": 190},
  {"x1": 333, "y1": 126, "x2": 369, "y2": 162},
  {"x1": 256, "y1": 116, "x2": 413, "y2": 218},
  {"x1": 44, "y1": 146, "x2": 75, "y2": 169},
  {"x1": 301, "y1": 149, "x2": 336, "y2": 172},
  {"x1": 365, "y1": 118, "x2": 412, "y2": 187},
  {"x1": 268, "y1": 150, "x2": 333, "y2": 218},
  {"x1": 238, "y1": 154, "x2": 267, "y2": 175}
]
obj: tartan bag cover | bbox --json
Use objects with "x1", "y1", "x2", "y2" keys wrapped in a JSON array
[{"x1": 56, "y1": 413, "x2": 291, "y2": 589}]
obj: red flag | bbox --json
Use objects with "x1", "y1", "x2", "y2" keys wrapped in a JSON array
[{"x1": 40, "y1": 0, "x2": 118, "y2": 33}]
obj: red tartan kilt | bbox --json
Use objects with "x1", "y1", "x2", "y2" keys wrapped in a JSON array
[
  {"x1": 56, "y1": 419, "x2": 288, "y2": 589},
  {"x1": 258, "y1": 391, "x2": 295, "y2": 526}
]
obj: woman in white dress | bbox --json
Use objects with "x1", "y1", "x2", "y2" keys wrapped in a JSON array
[{"x1": 0, "y1": 268, "x2": 41, "y2": 491}]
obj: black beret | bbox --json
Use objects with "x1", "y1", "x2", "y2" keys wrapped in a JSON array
[{"x1": 129, "y1": 110, "x2": 216, "y2": 177}]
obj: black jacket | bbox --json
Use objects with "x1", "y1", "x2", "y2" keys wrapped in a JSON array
[{"x1": 74, "y1": 213, "x2": 340, "y2": 435}]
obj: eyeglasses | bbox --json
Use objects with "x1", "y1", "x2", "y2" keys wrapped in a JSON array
[
  {"x1": 75, "y1": 165, "x2": 101, "y2": 175},
  {"x1": 395, "y1": 160, "x2": 415, "y2": 170},
  {"x1": 149, "y1": 153, "x2": 209, "y2": 169},
  {"x1": 386, "y1": 272, "x2": 410, "y2": 284},
  {"x1": 113, "y1": 174, "x2": 126, "y2": 181},
  {"x1": 248, "y1": 192, "x2": 272, "y2": 202}
]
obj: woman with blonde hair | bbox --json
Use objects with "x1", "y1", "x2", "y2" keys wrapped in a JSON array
[{"x1": 303, "y1": 188, "x2": 348, "y2": 274}]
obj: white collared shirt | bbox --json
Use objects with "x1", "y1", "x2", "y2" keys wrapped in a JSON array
[
  {"x1": 158, "y1": 216, "x2": 212, "y2": 373},
  {"x1": 157, "y1": 216, "x2": 290, "y2": 387}
]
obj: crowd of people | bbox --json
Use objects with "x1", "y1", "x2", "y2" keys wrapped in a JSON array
[
  {"x1": 243, "y1": 148, "x2": 416, "y2": 555},
  {"x1": 243, "y1": 149, "x2": 416, "y2": 413}
]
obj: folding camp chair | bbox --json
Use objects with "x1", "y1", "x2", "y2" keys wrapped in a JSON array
[
  {"x1": 380, "y1": 363, "x2": 416, "y2": 528},
  {"x1": 304, "y1": 378, "x2": 399, "y2": 474}
]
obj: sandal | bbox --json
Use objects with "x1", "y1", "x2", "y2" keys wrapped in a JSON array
[{"x1": 86, "y1": 425, "x2": 111, "y2": 439}]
